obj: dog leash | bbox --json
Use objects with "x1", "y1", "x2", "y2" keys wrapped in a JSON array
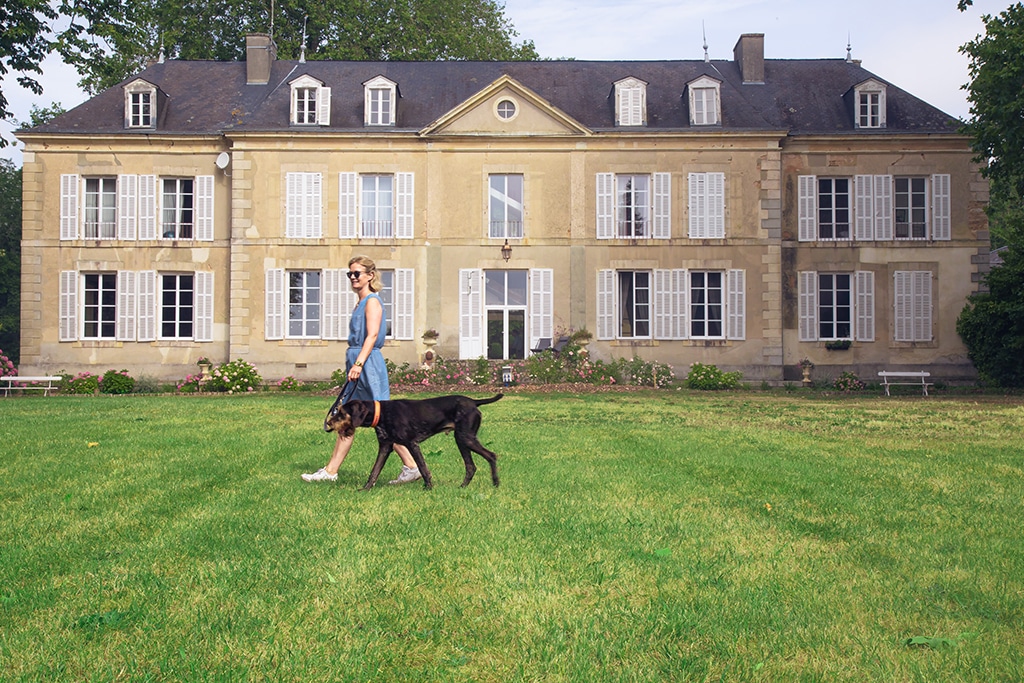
[{"x1": 338, "y1": 380, "x2": 381, "y2": 427}]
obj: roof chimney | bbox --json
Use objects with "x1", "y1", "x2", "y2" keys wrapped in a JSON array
[
  {"x1": 733, "y1": 33, "x2": 765, "y2": 84},
  {"x1": 246, "y1": 33, "x2": 277, "y2": 85}
]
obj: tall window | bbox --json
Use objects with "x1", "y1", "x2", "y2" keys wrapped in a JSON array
[
  {"x1": 895, "y1": 177, "x2": 927, "y2": 239},
  {"x1": 378, "y1": 270, "x2": 395, "y2": 338},
  {"x1": 288, "y1": 271, "x2": 321, "y2": 338},
  {"x1": 361, "y1": 175, "x2": 394, "y2": 238},
  {"x1": 489, "y1": 174, "x2": 524, "y2": 239},
  {"x1": 162, "y1": 178, "x2": 194, "y2": 239},
  {"x1": 691, "y1": 87, "x2": 719, "y2": 125},
  {"x1": 83, "y1": 273, "x2": 117, "y2": 339},
  {"x1": 818, "y1": 178, "x2": 851, "y2": 239},
  {"x1": 617, "y1": 175, "x2": 649, "y2": 238},
  {"x1": 858, "y1": 91, "x2": 882, "y2": 128},
  {"x1": 818, "y1": 273, "x2": 852, "y2": 340},
  {"x1": 161, "y1": 274, "x2": 194, "y2": 339},
  {"x1": 295, "y1": 87, "x2": 317, "y2": 124},
  {"x1": 614, "y1": 78, "x2": 646, "y2": 126},
  {"x1": 84, "y1": 178, "x2": 117, "y2": 239},
  {"x1": 618, "y1": 271, "x2": 651, "y2": 338},
  {"x1": 690, "y1": 271, "x2": 723, "y2": 338},
  {"x1": 129, "y1": 91, "x2": 153, "y2": 127},
  {"x1": 486, "y1": 270, "x2": 528, "y2": 359},
  {"x1": 367, "y1": 88, "x2": 392, "y2": 125}
]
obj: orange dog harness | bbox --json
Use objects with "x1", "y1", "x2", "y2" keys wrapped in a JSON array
[{"x1": 371, "y1": 400, "x2": 381, "y2": 428}]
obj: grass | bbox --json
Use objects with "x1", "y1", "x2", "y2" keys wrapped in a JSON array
[{"x1": 1, "y1": 390, "x2": 1023, "y2": 681}]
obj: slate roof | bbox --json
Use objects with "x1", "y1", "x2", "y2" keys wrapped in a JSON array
[{"x1": 24, "y1": 56, "x2": 961, "y2": 139}]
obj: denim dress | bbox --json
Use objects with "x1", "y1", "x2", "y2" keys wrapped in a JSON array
[{"x1": 345, "y1": 293, "x2": 390, "y2": 401}]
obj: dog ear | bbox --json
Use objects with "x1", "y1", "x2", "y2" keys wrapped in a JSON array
[{"x1": 346, "y1": 401, "x2": 370, "y2": 428}]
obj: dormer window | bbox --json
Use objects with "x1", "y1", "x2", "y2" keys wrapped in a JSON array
[
  {"x1": 688, "y1": 76, "x2": 721, "y2": 126},
  {"x1": 614, "y1": 77, "x2": 647, "y2": 127},
  {"x1": 364, "y1": 76, "x2": 397, "y2": 126},
  {"x1": 854, "y1": 79, "x2": 886, "y2": 129},
  {"x1": 289, "y1": 75, "x2": 331, "y2": 126},
  {"x1": 124, "y1": 80, "x2": 157, "y2": 129}
]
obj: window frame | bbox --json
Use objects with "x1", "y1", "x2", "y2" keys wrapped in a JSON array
[
  {"x1": 817, "y1": 177, "x2": 852, "y2": 240},
  {"x1": 83, "y1": 177, "x2": 118, "y2": 239},
  {"x1": 289, "y1": 75, "x2": 331, "y2": 127},
  {"x1": 854, "y1": 80, "x2": 887, "y2": 129},
  {"x1": 614, "y1": 77, "x2": 647, "y2": 127},
  {"x1": 82, "y1": 272, "x2": 118, "y2": 339},
  {"x1": 816, "y1": 273, "x2": 853, "y2": 340},
  {"x1": 159, "y1": 273, "x2": 195, "y2": 340},
  {"x1": 688, "y1": 270, "x2": 724, "y2": 339},
  {"x1": 364, "y1": 76, "x2": 397, "y2": 126},
  {"x1": 286, "y1": 270, "x2": 322, "y2": 339},
  {"x1": 688, "y1": 76, "x2": 722, "y2": 126},
  {"x1": 489, "y1": 174, "x2": 524, "y2": 239},
  {"x1": 361, "y1": 174, "x2": 395, "y2": 238},
  {"x1": 123, "y1": 80, "x2": 157, "y2": 129},
  {"x1": 161, "y1": 177, "x2": 195, "y2": 239},
  {"x1": 894, "y1": 176, "x2": 928, "y2": 240}
]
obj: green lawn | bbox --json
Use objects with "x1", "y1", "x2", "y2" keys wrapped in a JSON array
[{"x1": 1, "y1": 391, "x2": 1022, "y2": 681}]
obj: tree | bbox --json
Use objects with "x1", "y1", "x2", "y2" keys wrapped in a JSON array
[
  {"x1": 0, "y1": 159, "x2": 21, "y2": 364},
  {"x1": 956, "y1": 3, "x2": 1024, "y2": 386},
  {"x1": 70, "y1": 0, "x2": 539, "y2": 95}
]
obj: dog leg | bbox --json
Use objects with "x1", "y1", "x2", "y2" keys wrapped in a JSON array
[
  {"x1": 361, "y1": 441, "x2": 394, "y2": 490},
  {"x1": 402, "y1": 442, "x2": 433, "y2": 489},
  {"x1": 457, "y1": 430, "x2": 499, "y2": 487},
  {"x1": 453, "y1": 432, "x2": 478, "y2": 487}
]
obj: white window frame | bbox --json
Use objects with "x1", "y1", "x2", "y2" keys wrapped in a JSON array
[
  {"x1": 799, "y1": 270, "x2": 875, "y2": 342},
  {"x1": 338, "y1": 172, "x2": 414, "y2": 239},
  {"x1": 816, "y1": 177, "x2": 852, "y2": 241},
  {"x1": 289, "y1": 75, "x2": 331, "y2": 126},
  {"x1": 688, "y1": 172, "x2": 725, "y2": 238},
  {"x1": 489, "y1": 174, "x2": 524, "y2": 239},
  {"x1": 287, "y1": 270, "x2": 322, "y2": 339},
  {"x1": 124, "y1": 79, "x2": 156, "y2": 129},
  {"x1": 614, "y1": 77, "x2": 647, "y2": 127},
  {"x1": 595, "y1": 173, "x2": 671, "y2": 239},
  {"x1": 84, "y1": 177, "x2": 118, "y2": 239},
  {"x1": 854, "y1": 80, "x2": 886, "y2": 129},
  {"x1": 159, "y1": 273, "x2": 195, "y2": 340},
  {"x1": 894, "y1": 176, "x2": 928, "y2": 240},
  {"x1": 688, "y1": 76, "x2": 721, "y2": 126},
  {"x1": 361, "y1": 175, "x2": 394, "y2": 238},
  {"x1": 459, "y1": 268, "x2": 551, "y2": 359},
  {"x1": 161, "y1": 177, "x2": 195, "y2": 239},
  {"x1": 82, "y1": 272, "x2": 118, "y2": 339},
  {"x1": 688, "y1": 271, "x2": 724, "y2": 339},
  {"x1": 894, "y1": 271, "x2": 932, "y2": 342},
  {"x1": 364, "y1": 75, "x2": 397, "y2": 126}
]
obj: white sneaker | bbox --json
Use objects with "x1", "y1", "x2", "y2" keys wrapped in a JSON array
[
  {"x1": 388, "y1": 466, "x2": 422, "y2": 485},
  {"x1": 301, "y1": 468, "x2": 337, "y2": 482}
]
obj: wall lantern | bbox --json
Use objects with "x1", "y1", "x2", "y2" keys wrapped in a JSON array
[{"x1": 501, "y1": 239, "x2": 512, "y2": 262}]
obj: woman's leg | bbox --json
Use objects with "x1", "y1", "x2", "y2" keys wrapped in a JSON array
[
  {"x1": 394, "y1": 443, "x2": 417, "y2": 470},
  {"x1": 325, "y1": 433, "x2": 354, "y2": 475}
]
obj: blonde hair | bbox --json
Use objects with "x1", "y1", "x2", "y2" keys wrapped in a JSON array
[{"x1": 349, "y1": 255, "x2": 382, "y2": 292}]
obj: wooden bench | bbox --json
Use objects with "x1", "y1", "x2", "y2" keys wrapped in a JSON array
[
  {"x1": 878, "y1": 371, "x2": 932, "y2": 397},
  {"x1": 0, "y1": 376, "x2": 63, "y2": 397}
]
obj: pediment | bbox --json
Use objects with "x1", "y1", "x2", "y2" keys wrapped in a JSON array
[{"x1": 420, "y1": 75, "x2": 590, "y2": 137}]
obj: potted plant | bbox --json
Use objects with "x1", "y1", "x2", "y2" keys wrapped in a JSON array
[
  {"x1": 421, "y1": 329, "x2": 439, "y2": 347},
  {"x1": 825, "y1": 339, "x2": 852, "y2": 351},
  {"x1": 798, "y1": 358, "x2": 814, "y2": 385},
  {"x1": 197, "y1": 356, "x2": 212, "y2": 378}
]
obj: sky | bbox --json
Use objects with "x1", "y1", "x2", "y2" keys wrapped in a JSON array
[{"x1": 0, "y1": 0, "x2": 1010, "y2": 165}]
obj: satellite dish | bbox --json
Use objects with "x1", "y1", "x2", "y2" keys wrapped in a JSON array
[{"x1": 215, "y1": 152, "x2": 230, "y2": 170}]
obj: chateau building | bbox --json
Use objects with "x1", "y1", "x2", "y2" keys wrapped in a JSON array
[{"x1": 17, "y1": 33, "x2": 988, "y2": 383}]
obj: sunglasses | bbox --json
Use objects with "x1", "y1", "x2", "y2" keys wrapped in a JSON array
[{"x1": 346, "y1": 270, "x2": 368, "y2": 280}]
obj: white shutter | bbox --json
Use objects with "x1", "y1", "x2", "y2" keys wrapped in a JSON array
[
  {"x1": 654, "y1": 269, "x2": 686, "y2": 340},
  {"x1": 798, "y1": 271, "x2": 817, "y2": 341},
  {"x1": 597, "y1": 269, "x2": 616, "y2": 340},
  {"x1": 596, "y1": 173, "x2": 614, "y2": 239},
  {"x1": 322, "y1": 269, "x2": 344, "y2": 340},
  {"x1": 395, "y1": 172, "x2": 414, "y2": 239},
  {"x1": 307, "y1": 173, "x2": 322, "y2": 237},
  {"x1": 340, "y1": 289, "x2": 357, "y2": 339},
  {"x1": 854, "y1": 175, "x2": 874, "y2": 240},
  {"x1": 138, "y1": 175, "x2": 158, "y2": 240},
  {"x1": 59, "y1": 271, "x2": 78, "y2": 341},
  {"x1": 914, "y1": 271, "x2": 932, "y2": 341},
  {"x1": 459, "y1": 269, "x2": 483, "y2": 359},
  {"x1": 118, "y1": 174, "x2": 137, "y2": 240},
  {"x1": 60, "y1": 175, "x2": 79, "y2": 240},
  {"x1": 137, "y1": 271, "x2": 157, "y2": 341},
  {"x1": 195, "y1": 175, "x2": 215, "y2": 241},
  {"x1": 652, "y1": 172, "x2": 671, "y2": 239},
  {"x1": 265, "y1": 268, "x2": 285, "y2": 340},
  {"x1": 874, "y1": 175, "x2": 893, "y2": 240},
  {"x1": 339, "y1": 172, "x2": 358, "y2": 238},
  {"x1": 726, "y1": 269, "x2": 745, "y2": 340},
  {"x1": 394, "y1": 268, "x2": 415, "y2": 340},
  {"x1": 931, "y1": 174, "x2": 951, "y2": 240},
  {"x1": 689, "y1": 173, "x2": 706, "y2": 238},
  {"x1": 529, "y1": 268, "x2": 553, "y2": 350},
  {"x1": 708, "y1": 172, "x2": 725, "y2": 238},
  {"x1": 894, "y1": 271, "x2": 912, "y2": 342},
  {"x1": 195, "y1": 271, "x2": 214, "y2": 342},
  {"x1": 855, "y1": 270, "x2": 875, "y2": 342},
  {"x1": 287, "y1": 173, "x2": 318, "y2": 238},
  {"x1": 116, "y1": 270, "x2": 137, "y2": 341},
  {"x1": 317, "y1": 86, "x2": 332, "y2": 126},
  {"x1": 798, "y1": 175, "x2": 816, "y2": 241}
]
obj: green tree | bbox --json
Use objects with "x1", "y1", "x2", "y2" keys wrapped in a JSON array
[
  {"x1": 72, "y1": 0, "x2": 538, "y2": 94},
  {"x1": 0, "y1": 159, "x2": 21, "y2": 364},
  {"x1": 956, "y1": 3, "x2": 1024, "y2": 386}
]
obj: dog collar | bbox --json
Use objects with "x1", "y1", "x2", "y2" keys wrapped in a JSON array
[{"x1": 371, "y1": 401, "x2": 381, "y2": 428}]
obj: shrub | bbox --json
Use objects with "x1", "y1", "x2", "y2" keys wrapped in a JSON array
[
  {"x1": 686, "y1": 362, "x2": 741, "y2": 390},
  {"x1": 832, "y1": 371, "x2": 866, "y2": 392},
  {"x1": 133, "y1": 375, "x2": 163, "y2": 394},
  {"x1": 99, "y1": 369, "x2": 135, "y2": 394},
  {"x1": 206, "y1": 358, "x2": 262, "y2": 393},
  {"x1": 176, "y1": 374, "x2": 203, "y2": 393},
  {"x1": 63, "y1": 372, "x2": 99, "y2": 395},
  {"x1": 0, "y1": 348, "x2": 16, "y2": 377},
  {"x1": 276, "y1": 376, "x2": 303, "y2": 391},
  {"x1": 524, "y1": 350, "x2": 566, "y2": 384},
  {"x1": 431, "y1": 357, "x2": 473, "y2": 386},
  {"x1": 613, "y1": 356, "x2": 675, "y2": 388},
  {"x1": 579, "y1": 360, "x2": 618, "y2": 385},
  {"x1": 470, "y1": 357, "x2": 492, "y2": 385}
]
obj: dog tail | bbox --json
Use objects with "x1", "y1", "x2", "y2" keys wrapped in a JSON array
[{"x1": 475, "y1": 393, "x2": 504, "y2": 406}]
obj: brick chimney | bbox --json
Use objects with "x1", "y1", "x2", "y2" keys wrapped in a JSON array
[
  {"x1": 246, "y1": 33, "x2": 277, "y2": 85},
  {"x1": 733, "y1": 33, "x2": 765, "y2": 84}
]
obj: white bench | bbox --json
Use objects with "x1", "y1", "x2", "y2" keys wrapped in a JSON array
[
  {"x1": 878, "y1": 371, "x2": 932, "y2": 397},
  {"x1": 0, "y1": 375, "x2": 63, "y2": 397}
]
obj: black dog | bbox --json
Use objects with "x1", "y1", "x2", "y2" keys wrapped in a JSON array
[{"x1": 323, "y1": 391, "x2": 503, "y2": 490}]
